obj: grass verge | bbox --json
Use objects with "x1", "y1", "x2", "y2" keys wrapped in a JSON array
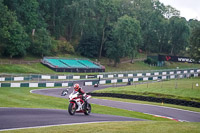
[
  {"x1": 1, "y1": 121, "x2": 200, "y2": 133},
  {"x1": 94, "y1": 78, "x2": 200, "y2": 102},
  {"x1": 0, "y1": 60, "x2": 199, "y2": 74}
]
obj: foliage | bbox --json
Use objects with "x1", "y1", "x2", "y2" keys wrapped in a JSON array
[
  {"x1": 1, "y1": 0, "x2": 200, "y2": 61},
  {"x1": 30, "y1": 28, "x2": 52, "y2": 57},
  {"x1": 105, "y1": 35, "x2": 121, "y2": 66},
  {"x1": 4, "y1": 0, "x2": 45, "y2": 34},
  {"x1": 0, "y1": 0, "x2": 29, "y2": 58},
  {"x1": 105, "y1": 15, "x2": 142, "y2": 66},
  {"x1": 52, "y1": 39, "x2": 75, "y2": 54},
  {"x1": 78, "y1": 33, "x2": 100, "y2": 58},
  {"x1": 188, "y1": 19, "x2": 200, "y2": 32},
  {"x1": 144, "y1": 57, "x2": 157, "y2": 65},
  {"x1": 168, "y1": 17, "x2": 190, "y2": 55},
  {"x1": 189, "y1": 27, "x2": 200, "y2": 61}
]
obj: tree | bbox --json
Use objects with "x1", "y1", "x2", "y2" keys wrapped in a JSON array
[
  {"x1": 52, "y1": 39, "x2": 75, "y2": 54},
  {"x1": 168, "y1": 16, "x2": 190, "y2": 55},
  {"x1": 31, "y1": 28, "x2": 52, "y2": 57},
  {"x1": 0, "y1": 0, "x2": 194, "y2": 60},
  {"x1": 122, "y1": 15, "x2": 142, "y2": 63},
  {"x1": 4, "y1": 0, "x2": 45, "y2": 34},
  {"x1": 38, "y1": 0, "x2": 69, "y2": 39},
  {"x1": 163, "y1": 5, "x2": 180, "y2": 19},
  {"x1": 63, "y1": 0, "x2": 97, "y2": 41},
  {"x1": 105, "y1": 15, "x2": 142, "y2": 66},
  {"x1": 105, "y1": 35, "x2": 121, "y2": 67},
  {"x1": 188, "y1": 19, "x2": 200, "y2": 33},
  {"x1": 78, "y1": 33, "x2": 100, "y2": 58},
  {"x1": 131, "y1": 0, "x2": 158, "y2": 53},
  {"x1": 0, "y1": 0, "x2": 29, "y2": 58},
  {"x1": 189, "y1": 27, "x2": 200, "y2": 61},
  {"x1": 96, "y1": 0, "x2": 120, "y2": 59}
]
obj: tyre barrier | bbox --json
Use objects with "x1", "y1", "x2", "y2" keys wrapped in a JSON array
[{"x1": 88, "y1": 93, "x2": 200, "y2": 108}]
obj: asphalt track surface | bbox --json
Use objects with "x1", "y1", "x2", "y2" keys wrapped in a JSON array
[
  {"x1": 0, "y1": 107, "x2": 141, "y2": 131},
  {"x1": 1, "y1": 84, "x2": 200, "y2": 130},
  {"x1": 32, "y1": 85, "x2": 200, "y2": 122},
  {"x1": 0, "y1": 85, "x2": 143, "y2": 131}
]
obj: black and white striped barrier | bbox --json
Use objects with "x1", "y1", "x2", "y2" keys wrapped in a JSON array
[
  {"x1": 0, "y1": 68, "x2": 199, "y2": 82},
  {"x1": 84, "y1": 73, "x2": 200, "y2": 86},
  {"x1": 0, "y1": 82, "x2": 73, "y2": 88},
  {"x1": 0, "y1": 72, "x2": 199, "y2": 88}
]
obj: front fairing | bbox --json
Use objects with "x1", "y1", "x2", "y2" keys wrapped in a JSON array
[{"x1": 69, "y1": 91, "x2": 79, "y2": 100}]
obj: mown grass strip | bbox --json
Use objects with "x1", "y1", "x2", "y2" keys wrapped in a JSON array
[
  {"x1": 94, "y1": 78, "x2": 200, "y2": 102},
  {"x1": 0, "y1": 60, "x2": 199, "y2": 74},
  {"x1": 1, "y1": 121, "x2": 200, "y2": 133}
]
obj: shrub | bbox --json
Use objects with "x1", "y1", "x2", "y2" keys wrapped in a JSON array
[
  {"x1": 51, "y1": 39, "x2": 75, "y2": 54},
  {"x1": 144, "y1": 57, "x2": 157, "y2": 65}
]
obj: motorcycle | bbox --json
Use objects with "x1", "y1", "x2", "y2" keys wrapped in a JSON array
[{"x1": 61, "y1": 89, "x2": 92, "y2": 115}]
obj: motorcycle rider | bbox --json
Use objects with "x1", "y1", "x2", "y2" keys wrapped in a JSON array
[{"x1": 73, "y1": 83, "x2": 86, "y2": 111}]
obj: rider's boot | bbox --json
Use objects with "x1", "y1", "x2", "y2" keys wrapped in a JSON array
[
  {"x1": 83, "y1": 101, "x2": 88, "y2": 110},
  {"x1": 82, "y1": 96, "x2": 87, "y2": 110}
]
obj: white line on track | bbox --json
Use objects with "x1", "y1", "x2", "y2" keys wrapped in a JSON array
[
  {"x1": 30, "y1": 87, "x2": 70, "y2": 94},
  {"x1": 0, "y1": 121, "x2": 115, "y2": 131}
]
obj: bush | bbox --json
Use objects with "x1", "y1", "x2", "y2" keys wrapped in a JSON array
[
  {"x1": 144, "y1": 57, "x2": 157, "y2": 65},
  {"x1": 57, "y1": 40, "x2": 74, "y2": 54},
  {"x1": 78, "y1": 34, "x2": 100, "y2": 58},
  {"x1": 51, "y1": 39, "x2": 75, "y2": 54},
  {"x1": 30, "y1": 28, "x2": 52, "y2": 57}
]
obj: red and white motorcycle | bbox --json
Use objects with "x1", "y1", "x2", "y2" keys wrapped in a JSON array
[{"x1": 61, "y1": 89, "x2": 92, "y2": 115}]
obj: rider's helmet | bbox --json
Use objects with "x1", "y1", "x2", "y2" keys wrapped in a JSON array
[{"x1": 74, "y1": 83, "x2": 80, "y2": 91}]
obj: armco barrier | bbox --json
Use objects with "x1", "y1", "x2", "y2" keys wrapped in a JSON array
[
  {"x1": 0, "y1": 82, "x2": 73, "y2": 88},
  {"x1": 0, "y1": 68, "x2": 199, "y2": 82},
  {"x1": 84, "y1": 73, "x2": 200, "y2": 86},
  {"x1": 88, "y1": 93, "x2": 200, "y2": 108}
]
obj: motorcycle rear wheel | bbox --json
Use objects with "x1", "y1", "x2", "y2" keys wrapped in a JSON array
[
  {"x1": 84, "y1": 103, "x2": 91, "y2": 115},
  {"x1": 68, "y1": 103, "x2": 76, "y2": 115}
]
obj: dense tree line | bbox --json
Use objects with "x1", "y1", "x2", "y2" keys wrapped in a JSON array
[{"x1": 0, "y1": 0, "x2": 199, "y2": 64}]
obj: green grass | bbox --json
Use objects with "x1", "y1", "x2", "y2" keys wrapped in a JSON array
[
  {"x1": 0, "y1": 87, "x2": 166, "y2": 121},
  {"x1": 1, "y1": 87, "x2": 199, "y2": 132},
  {"x1": 2, "y1": 121, "x2": 200, "y2": 133},
  {"x1": 0, "y1": 87, "x2": 66, "y2": 109},
  {"x1": 0, "y1": 56, "x2": 199, "y2": 74},
  {"x1": 1, "y1": 55, "x2": 200, "y2": 132},
  {"x1": 94, "y1": 78, "x2": 200, "y2": 102},
  {"x1": 0, "y1": 63, "x2": 54, "y2": 74},
  {"x1": 101, "y1": 58, "x2": 200, "y2": 72},
  {"x1": 0, "y1": 63, "x2": 102, "y2": 75},
  {"x1": 0, "y1": 61, "x2": 199, "y2": 74},
  {"x1": 0, "y1": 63, "x2": 99, "y2": 75}
]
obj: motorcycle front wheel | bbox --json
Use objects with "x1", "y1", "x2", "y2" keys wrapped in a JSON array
[
  {"x1": 84, "y1": 103, "x2": 91, "y2": 115},
  {"x1": 68, "y1": 103, "x2": 76, "y2": 115}
]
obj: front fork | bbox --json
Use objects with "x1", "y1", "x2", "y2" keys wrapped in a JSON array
[
  {"x1": 70, "y1": 101, "x2": 76, "y2": 109},
  {"x1": 70, "y1": 99, "x2": 86, "y2": 110}
]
